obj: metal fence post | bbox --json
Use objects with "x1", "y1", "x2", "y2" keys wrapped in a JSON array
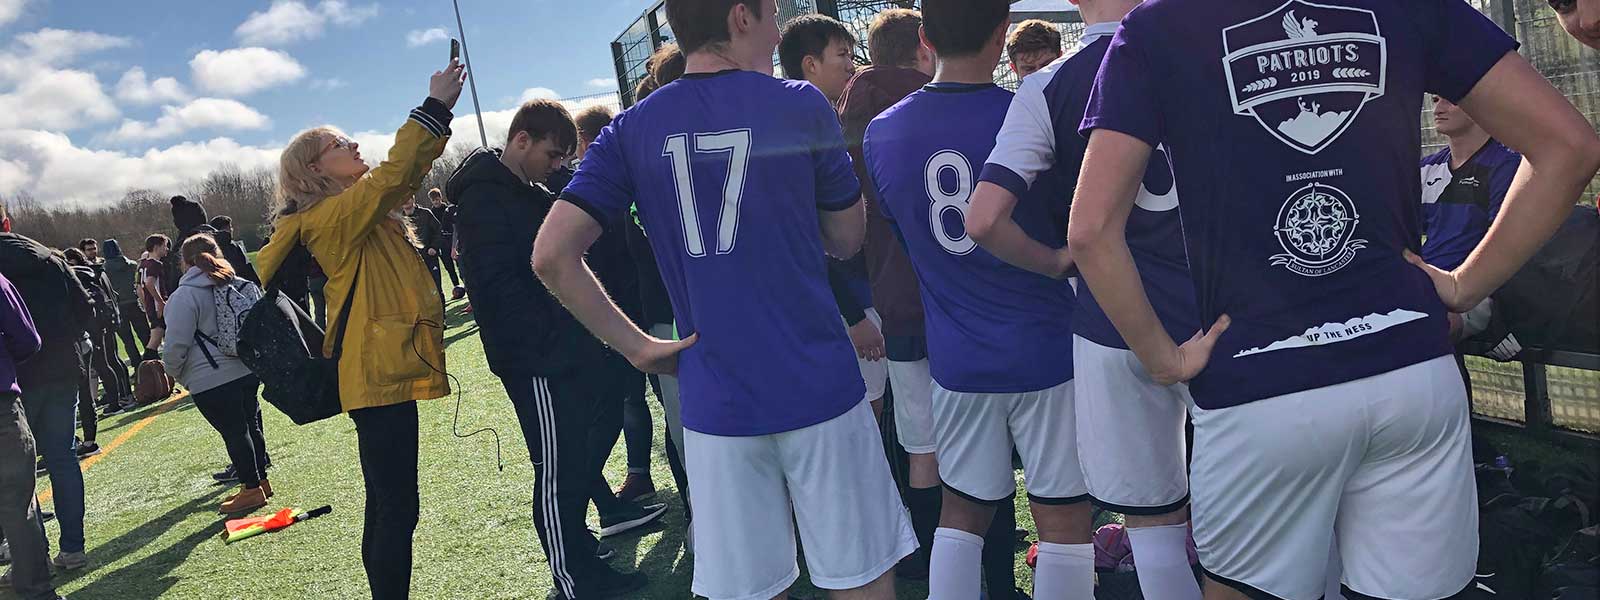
[{"x1": 1523, "y1": 360, "x2": 1553, "y2": 433}]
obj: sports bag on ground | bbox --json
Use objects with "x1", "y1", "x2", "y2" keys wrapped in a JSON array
[
  {"x1": 135, "y1": 359, "x2": 174, "y2": 404},
  {"x1": 1488, "y1": 205, "x2": 1599, "y2": 354},
  {"x1": 236, "y1": 243, "x2": 358, "y2": 425}
]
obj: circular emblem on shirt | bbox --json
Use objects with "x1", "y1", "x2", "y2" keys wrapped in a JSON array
[{"x1": 1270, "y1": 181, "x2": 1366, "y2": 277}]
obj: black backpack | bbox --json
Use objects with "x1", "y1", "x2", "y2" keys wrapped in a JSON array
[
  {"x1": 1487, "y1": 206, "x2": 1599, "y2": 354},
  {"x1": 236, "y1": 243, "x2": 357, "y2": 425},
  {"x1": 69, "y1": 265, "x2": 113, "y2": 330}
]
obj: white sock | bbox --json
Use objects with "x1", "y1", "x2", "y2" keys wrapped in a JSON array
[
  {"x1": 928, "y1": 527, "x2": 984, "y2": 600},
  {"x1": 1127, "y1": 524, "x2": 1202, "y2": 600},
  {"x1": 1032, "y1": 542, "x2": 1094, "y2": 600}
]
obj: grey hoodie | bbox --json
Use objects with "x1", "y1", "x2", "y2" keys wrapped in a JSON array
[{"x1": 161, "y1": 267, "x2": 252, "y2": 394}]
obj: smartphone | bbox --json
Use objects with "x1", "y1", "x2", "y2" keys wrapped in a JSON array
[{"x1": 450, "y1": 39, "x2": 460, "y2": 63}]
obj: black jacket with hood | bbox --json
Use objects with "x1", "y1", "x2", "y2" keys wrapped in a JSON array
[
  {"x1": 446, "y1": 149, "x2": 602, "y2": 378},
  {"x1": 0, "y1": 233, "x2": 93, "y2": 388}
]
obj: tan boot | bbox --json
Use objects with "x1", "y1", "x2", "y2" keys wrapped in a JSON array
[
  {"x1": 220, "y1": 486, "x2": 268, "y2": 514},
  {"x1": 260, "y1": 479, "x2": 273, "y2": 499}
]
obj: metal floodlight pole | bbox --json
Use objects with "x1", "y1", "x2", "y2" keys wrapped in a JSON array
[{"x1": 450, "y1": 0, "x2": 490, "y2": 148}]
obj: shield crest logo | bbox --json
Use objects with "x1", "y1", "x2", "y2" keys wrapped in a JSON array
[{"x1": 1223, "y1": 0, "x2": 1387, "y2": 155}]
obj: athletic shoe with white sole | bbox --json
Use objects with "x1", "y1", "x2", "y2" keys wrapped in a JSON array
[{"x1": 597, "y1": 501, "x2": 667, "y2": 538}]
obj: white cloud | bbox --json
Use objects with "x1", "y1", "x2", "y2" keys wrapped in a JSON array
[
  {"x1": 0, "y1": 0, "x2": 25, "y2": 28},
  {"x1": 320, "y1": 0, "x2": 378, "y2": 26},
  {"x1": 107, "y1": 98, "x2": 270, "y2": 142},
  {"x1": 585, "y1": 77, "x2": 614, "y2": 89},
  {"x1": 236, "y1": 0, "x2": 379, "y2": 45},
  {"x1": 405, "y1": 27, "x2": 448, "y2": 47},
  {"x1": 12, "y1": 28, "x2": 131, "y2": 69},
  {"x1": 115, "y1": 67, "x2": 190, "y2": 105},
  {"x1": 190, "y1": 48, "x2": 306, "y2": 96},
  {"x1": 519, "y1": 87, "x2": 559, "y2": 102},
  {"x1": 0, "y1": 69, "x2": 118, "y2": 130},
  {"x1": 309, "y1": 77, "x2": 346, "y2": 91},
  {"x1": 0, "y1": 129, "x2": 281, "y2": 207}
]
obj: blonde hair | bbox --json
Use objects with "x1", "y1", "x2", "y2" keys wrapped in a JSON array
[
  {"x1": 180, "y1": 233, "x2": 236, "y2": 284},
  {"x1": 273, "y1": 125, "x2": 415, "y2": 243},
  {"x1": 274, "y1": 126, "x2": 351, "y2": 220}
]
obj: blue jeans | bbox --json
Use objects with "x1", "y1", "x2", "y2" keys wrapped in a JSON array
[{"x1": 22, "y1": 381, "x2": 84, "y2": 553}]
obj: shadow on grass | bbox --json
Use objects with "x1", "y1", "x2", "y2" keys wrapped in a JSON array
[{"x1": 51, "y1": 490, "x2": 231, "y2": 599}]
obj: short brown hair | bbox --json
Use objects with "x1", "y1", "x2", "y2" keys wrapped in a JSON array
[
  {"x1": 635, "y1": 43, "x2": 687, "y2": 102},
  {"x1": 78, "y1": 238, "x2": 97, "y2": 251},
  {"x1": 664, "y1": 0, "x2": 765, "y2": 54},
  {"x1": 573, "y1": 105, "x2": 616, "y2": 142},
  {"x1": 145, "y1": 233, "x2": 170, "y2": 252},
  {"x1": 428, "y1": 188, "x2": 443, "y2": 199},
  {"x1": 921, "y1": 0, "x2": 1010, "y2": 58},
  {"x1": 868, "y1": 9, "x2": 923, "y2": 68},
  {"x1": 506, "y1": 99, "x2": 578, "y2": 154},
  {"x1": 1007, "y1": 20, "x2": 1062, "y2": 62}
]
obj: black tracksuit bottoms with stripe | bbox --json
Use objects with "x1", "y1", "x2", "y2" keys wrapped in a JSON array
[{"x1": 503, "y1": 361, "x2": 612, "y2": 598}]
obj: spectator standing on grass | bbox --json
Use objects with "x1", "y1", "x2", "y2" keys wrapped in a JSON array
[
  {"x1": 552, "y1": 107, "x2": 670, "y2": 534},
  {"x1": 447, "y1": 99, "x2": 659, "y2": 599},
  {"x1": 426, "y1": 189, "x2": 466, "y2": 300},
  {"x1": 161, "y1": 233, "x2": 274, "y2": 515},
  {"x1": 76, "y1": 240, "x2": 99, "y2": 264},
  {"x1": 138, "y1": 234, "x2": 172, "y2": 361},
  {"x1": 254, "y1": 60, "x2": 463, "y2": 600},
  {"x1": 100, "y1": 239, "x2": 148, "y2": 368},
  {"x1": 401, "y1": 198, "x2": 445, "y2": 299},
  {"x1": 207, "y1": 216, "x2": 260, "y2": 286},
  {"x1": 0, "y1": 270, "x2": 67, "y2": 600},
  {"x1": 62, "y1": 249, "x2": 123, "y2": 450},
  {"x1": 614, "y1": 42, "x2": 697, "y2": 520},
  {"x1": 64, "y1": 248, "x2": 134, "y2": 415},
  {"x1": 0, "y1": 209, "x2": 93, "y2": 574},
  {"x1": 574, "y1": 104, "x2": 666, "y2": 506}
]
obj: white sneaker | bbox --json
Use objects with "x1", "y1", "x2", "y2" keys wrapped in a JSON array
[{"x1": 51, "y1": 551, "x2": 87, "y2": 570}]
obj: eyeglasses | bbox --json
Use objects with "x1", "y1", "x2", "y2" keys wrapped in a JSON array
[
  {"x1": 311, "y1": 136, "x2": 355, "y2": 164},
  {"x1": 1550, "y1": 0, "x2": 1576, "y2": 13}
]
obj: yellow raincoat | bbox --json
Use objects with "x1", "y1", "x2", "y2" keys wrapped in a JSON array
[{"x1": 257, "y1": 117, "x2": 450, "y2": 412}]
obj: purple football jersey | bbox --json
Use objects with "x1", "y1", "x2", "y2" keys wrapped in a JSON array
[{"x1": 562, "y1": 70, "x2": 866, "y2": 435}]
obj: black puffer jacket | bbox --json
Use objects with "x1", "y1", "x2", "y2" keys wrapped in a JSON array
[
  {"x1": 446, "y1": 149, "x2": 602, "y2": 378},
  {"x1": 212, "y1": 229, "x2": 260, "y2": 285},
  {"x1": 0, "y1": 233, "x2": 92, "y2": 388}
]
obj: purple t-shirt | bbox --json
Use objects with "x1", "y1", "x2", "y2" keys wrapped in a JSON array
[
  {"x1": 562, "y1": 69, "x2": 866, "y2": 436},
  {"x1": 864, "y1": 82, "x2": 1075, "y2": 394},
  {"x1": 1081, "y1": 0, "x2": 1517, "y2": 409},
  {"x1": 978, "y1": 23, "x2": 1197, "y2": 352}
]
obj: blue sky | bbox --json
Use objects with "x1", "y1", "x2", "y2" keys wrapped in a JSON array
[{"x1": 0, "y1": 0, "x2": 659, "y2": 207}]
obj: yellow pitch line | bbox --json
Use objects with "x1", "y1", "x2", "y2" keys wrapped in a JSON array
[{"x1": 39, "y1": 390, "x2": 189, "y2": 504}]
